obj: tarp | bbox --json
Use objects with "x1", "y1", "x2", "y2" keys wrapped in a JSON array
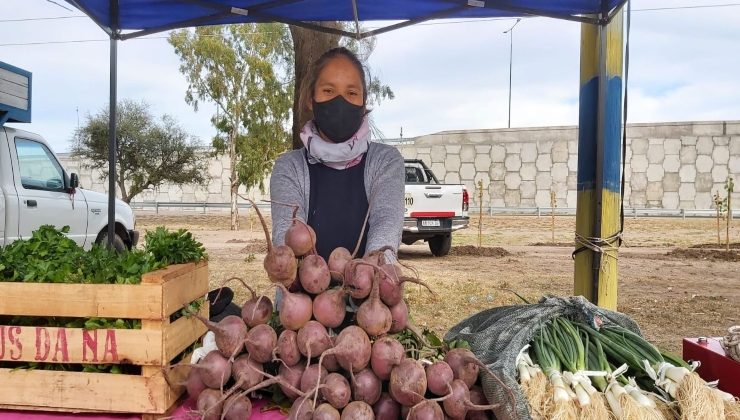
[{"x1": 65, "y1": 0, "x2": 628, "y2": 39}]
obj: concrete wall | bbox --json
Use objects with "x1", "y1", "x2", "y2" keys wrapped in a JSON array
[
  {"x1": 58, "y1": 120, "x2": 740, "y2": 210},
  {"x1": 396, "y1": 120, "x2": 740, "y2": 210},
  {"x1": 58, "y1": 152, "x2": 270, "y2": 204}
]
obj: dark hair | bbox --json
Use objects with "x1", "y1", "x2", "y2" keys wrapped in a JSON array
[{"x1": 298, "y1": 47, "x2": 368, "y2": 121}]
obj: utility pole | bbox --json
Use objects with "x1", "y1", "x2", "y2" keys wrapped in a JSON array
[{"x1": 504, "y1": 18, "x2": 521, "y2": 129}]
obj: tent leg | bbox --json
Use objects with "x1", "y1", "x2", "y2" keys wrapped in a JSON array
[
  {"x1": 107, "y1": 36, "x2": 117, "y2": 248},
  {"x1": 574, "y1": 9, "x2": 624, "y2": 310}
]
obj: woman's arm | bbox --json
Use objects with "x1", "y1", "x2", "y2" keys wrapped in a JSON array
[
  {"x1": 365, "y1": 146, "x2": 405, "y2": 260},
  {"x1": 269, "y1": 153, "x2": 306, "y2": 246}
]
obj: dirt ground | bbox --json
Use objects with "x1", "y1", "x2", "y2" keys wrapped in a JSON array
[{"x1": 136, "y1": 211, "x2": 739, "y2": 354}]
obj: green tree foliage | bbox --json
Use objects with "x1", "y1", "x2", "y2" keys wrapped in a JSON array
[
  {"x1": 169, "y1": 24, "x2": 292, "y2": 230},
  {"x1": 71, "y1": 99, "x2": 207, "y2": 203}
]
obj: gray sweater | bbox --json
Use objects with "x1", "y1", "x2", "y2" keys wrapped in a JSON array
[{"x1": 269, "y1": 142, "x2": 405, "y2": 259}]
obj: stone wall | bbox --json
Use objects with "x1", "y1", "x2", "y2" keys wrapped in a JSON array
[
  {"x1": 58, "y1": 120, "x2": 740, "y2": 210},
  {"x1": 396, "y1": 120, "x2": 740, "y2": 210},
  {"x1": 58, "y1": 152, "x2": 270, "y2": 204}
]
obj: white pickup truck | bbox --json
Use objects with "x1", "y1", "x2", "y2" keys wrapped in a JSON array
[
  {"x1": 0, "y1": 61, "x2": 138, "y2": 251},
  {"x1": 402, "y1": 159, "x2": 469, "y2": 256}
]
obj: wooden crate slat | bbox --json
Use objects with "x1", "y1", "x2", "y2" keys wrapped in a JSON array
[
  {"x1": 164, "y1": 304, "x2": 209, "y2": 362},
  {"x1": 161, "y1": 263, "x2": 209, "y2": 318},
  {"x1": 0, "y1": 283, "x2": 163, "y2": 319},
  {"x1": 0, "y1": 325, "x2": 162, "y2": 365},
  {"x1": 0, "y1": 368, "x2": 180, "y2": 413},
  {"x1": 141, "y1": 261, "x2": 206, "y2": 284}
]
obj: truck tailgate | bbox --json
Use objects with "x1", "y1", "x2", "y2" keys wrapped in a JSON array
[{"x1": 404, "y1": 184, "x2": 463, "y2": 218}]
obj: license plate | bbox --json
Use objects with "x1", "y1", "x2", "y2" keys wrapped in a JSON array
[{"x1": 421, "y1": 219, "x2": 441, "y2": 227}]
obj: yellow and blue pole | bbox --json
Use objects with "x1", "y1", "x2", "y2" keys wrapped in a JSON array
[{"x1": 574, "y1": 9, "x2": 624, "y2": 310}]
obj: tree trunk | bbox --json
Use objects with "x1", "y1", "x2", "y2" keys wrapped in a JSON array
[
  {"x1": 117, "y1": 172, "x2": 130, "y2": 203},
  {"x1": 229, "y1": 129, "x2": 239, "y2": 231},
  {"x1": 289, "y1": 23, "x2": 342, "y2": 150}
]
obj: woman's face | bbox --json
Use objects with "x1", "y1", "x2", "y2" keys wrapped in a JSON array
[{"x1": 311, "y1": 55, "x2": 364, "y2": 107}]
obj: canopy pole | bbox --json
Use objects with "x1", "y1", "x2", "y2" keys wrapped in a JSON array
[
  {"x1": 107, "y1": 35, "x2": 117, "y2": 248},
  {"x1": 107, "y1": 0, "x2": 119, "y2": 249},
  {"x1": 574, "y1": 8, "x2": 624, "y2": 310}
]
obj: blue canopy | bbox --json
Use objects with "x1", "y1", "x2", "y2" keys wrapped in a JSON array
[{"x1": 65, "y1": 0, "x2": 627, "y2": 40}]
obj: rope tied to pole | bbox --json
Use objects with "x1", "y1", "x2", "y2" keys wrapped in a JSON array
[{"x1": 572, "y1": 231, "x2": 623, "y2": 271}]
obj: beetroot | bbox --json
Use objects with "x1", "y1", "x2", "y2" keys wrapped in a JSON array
[
  {"x1": 250, "y1": 197, "x2": 297, "y2": 287},
  {"x1": 190, "y1": 313, "x2": 247, "y2": 359},
  {"x1": 280, "y1": 363, "x2": 306, "y2": 401},
  {"x1": 277, "y1": 329, "x2": 302, "y2": 367},
  {"x1": 378, "y1": 268, "x2": 434, "y2": 307},
  {"x1": 442, "y1": 379, "x2": 498, "y2": 419},
  {"x1": 321, "y1": 373, "x2": 351, "y2": 409},
  {"x1": 344, "y1": 260, "x2": 373, "y2": 299},
  {"x1": 356, "y1": 269, "x2": 392, "y2": 337},
  {"x1": 288, "y1": 396, "x2": 315, "y2": 420},
  {"x1": 388, "y1": 299, "x2": 408, "y2": 334},
  {"x1": 426, "y1": 361, "x2": 454, "y2": 396},
  {"x1": 297, "y1": 320, "x2": 333, "y2": 359},
  {"x1": 444, "y1": 349, "x2": 482, "y2": 388},
  {"x1": 223, "y1": 394, "x2": 252, "y2": 420},
  {"x1": 245, "y1": 323, "x2": 278, "y2": 363},
  {"x1": 313, "y1": 403, "x2": 341, "y2": 420},
  {"x1": 185, "y1": 368, "x2": 207, "y2": 400},
  {"x1": 276, "y1": 283, "x2": 313, "y2": 331},
  {"x1": 240, "y1": 283, "x2": 273, "y2": 327},
  {"x1": 370, "y1": 337, "x2": 405, "y2": 381},
  {"x1": 467, "y1": 386, "x2": 491, "y2": 420},
  {"x1": 319, "y1": 326, "x2": 371, "y2": 373},
  {"x1": 194, "y1": 351, "x2": 231, "y2": 389},
  {"x1": 389, "y1": 358, "x2": 427, "y2": 407},
  {"x1": 299, "y1": 254, "x2": 331, "y2": 294},
  {"x1": 285, "y1": 217, "x2": 317, "y2": 257},
  {"x1": 322, "y1": 347, "x2": 340, "y2": 372},
  {"x1": 373, "y1": 392, "x2": 401, "y2": 420},
  {"x1": 340, "y1": 401, "x2": 374, "y2": 419},
  {"x1": 313, "y1": 287, "x2": 347, "y2": 329},
  {"x1": 196, "y1": 388, "x2": 224, "y2": 420},
  {"x1": 328, "y1": 247, "x2": 352, "y2": 279},
  {"x1": 218, "y1": 277, "x2": 273, "y2": 327},
  {"x1": 407, "y1": 400, "x2": 444, "y2": 420},
  {"x1": 300, "y1": 363, "x2": 328, "y2": 394},
  {"x1": 231, "y1": 354, "x2": 263, "y2": 391},
  {"x1": 352, "y1": 368, "x2": 382, "y2": 405}
]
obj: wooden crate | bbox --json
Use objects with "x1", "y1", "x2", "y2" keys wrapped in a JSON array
[{"x1": 0, "y1": 261, "x2": 209, "y2": 418}]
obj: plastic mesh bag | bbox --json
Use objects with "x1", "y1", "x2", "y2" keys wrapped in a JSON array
[{"x1": 444, "y1": 296, "x2": 641, "y2": 420}]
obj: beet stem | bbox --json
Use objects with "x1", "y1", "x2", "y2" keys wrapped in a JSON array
[
  {"x1": 215, "y1": 276, "x2": 256, "y2": 303},
  {"x1": 352, "y1": 207, "x2": 372, "y2": 258},
  {"x1": 400, "y1": 276, "x2": 436, "y2": 297},
  {"x1": 242, "y1": 196, "x2": 272, "y2": 253}
]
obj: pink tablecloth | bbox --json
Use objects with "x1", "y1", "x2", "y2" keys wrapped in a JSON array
[{"x1": 0, "y1": 397, "x2": 287, "y2": 419}]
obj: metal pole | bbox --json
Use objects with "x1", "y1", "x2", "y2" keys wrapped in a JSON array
[
  {"x1": 107, "y1": 36, "x2": 117, "y2": 248},
  {"x1": 503, "y1": 19, "x2": 521, "y2": 129}
]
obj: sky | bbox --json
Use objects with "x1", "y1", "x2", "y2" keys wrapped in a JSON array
[{"x1": 1, "y1": 1, "x2": 739, "y2": 153}]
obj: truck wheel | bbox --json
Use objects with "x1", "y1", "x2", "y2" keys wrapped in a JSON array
[
  {"x1": 429, "y1": 234, "x2": 452, "y2": 257},
  {"x1": 96, "y1": 233, "x2": 127, "y2": 253}
]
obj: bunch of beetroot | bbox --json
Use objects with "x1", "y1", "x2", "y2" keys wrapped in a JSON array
[{"x1": 179, "y1": 200, "x2": 497, "y2": 419}]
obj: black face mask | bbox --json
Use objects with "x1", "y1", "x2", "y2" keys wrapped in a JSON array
[{"x1": 312, "y1": 95, "x2": 364, "y2": 143}]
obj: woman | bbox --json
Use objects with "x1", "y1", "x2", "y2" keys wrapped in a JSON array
[{"x1": 270, "y1": 47, "x2": 404, "y2": 263}]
